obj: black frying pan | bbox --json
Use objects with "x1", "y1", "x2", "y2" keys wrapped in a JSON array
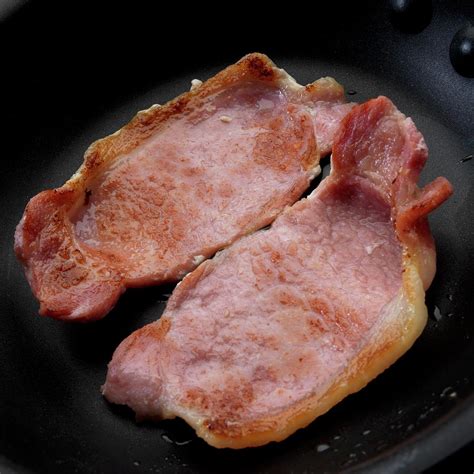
[{"x1": 1, "y1": 1, "x2": 473, "y2": 472}]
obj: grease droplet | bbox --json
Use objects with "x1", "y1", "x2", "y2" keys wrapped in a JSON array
[
  {"x1": 133, "y1": 460, "x2": 140, "y2": 467},
  {"x1": 161, "y1": 433, "x2": 192, "y2": 446},
  {"x1": 441, "y1": 386, "x2": 454, "y2": 398},
  {"x1": 362, "y1": 430, "x2": 371, "y2": 435},
  {"x1": 433, "y1": 306, "x2": 442, "y2": 321},
  {"x1": 177, "y1": 440, "x2": 192, "y2": 446},
  {"x1": 98, "y1": 268, "x2": 111, "y2": 278}
]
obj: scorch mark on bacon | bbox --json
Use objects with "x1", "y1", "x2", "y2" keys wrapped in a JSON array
[
  {"x1": 14, "y1": 53, "x2": 353, "y2": 321},
  {"x1": 103, "y1": 97, "x2": 452, "y2": 448}
]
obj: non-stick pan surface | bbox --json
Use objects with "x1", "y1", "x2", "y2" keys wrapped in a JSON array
[{"x1": 1, "y1": 1, "x2": 473, "y2": 472}]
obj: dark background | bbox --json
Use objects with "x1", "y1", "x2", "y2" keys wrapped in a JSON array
[{"x1": 1, "y1": 1, "x2": 473, "y2": 472}]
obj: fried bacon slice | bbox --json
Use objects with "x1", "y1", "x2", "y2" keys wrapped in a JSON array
[
  {"x1": 15, "y1": 53, "x2": 352, "y2": 321},
  {"x1": 103, "y1": 97, "x2": 452, "y2": 448}
]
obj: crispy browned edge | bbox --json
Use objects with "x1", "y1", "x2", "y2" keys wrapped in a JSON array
[
  {"x1": 65, "y1": 52, "x2": 322, "y2": 193},
  {"x1": 166, "y1": 249, "x2": 427, "y2": 448}
]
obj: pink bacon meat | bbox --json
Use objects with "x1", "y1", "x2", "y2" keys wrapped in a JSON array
[
  {"x1": 103, "y1": 97, "x2": 452, "y2": 448},
  {"x1": 14, "y1": 53, "x2": 353, "y2": 321}
]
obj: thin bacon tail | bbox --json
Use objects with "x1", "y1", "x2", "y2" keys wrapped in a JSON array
[
  {"x1": 332, "y1": 96, "x2": 453, "y2": 229},
  {"x1": 396, "y1": 177, "x2": 453, "y2": 234}
]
